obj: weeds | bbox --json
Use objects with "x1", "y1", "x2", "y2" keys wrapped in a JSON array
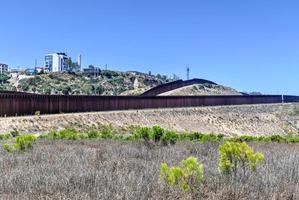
[
  {"x1": 218, "y1": 141, "x2": 264, "y2": 178},
  {"x1": 3, "y1": 134, "x2": 37, "y2": 153},
  {"x1": 160, "y1": 156, "x2": 204, "y2": 192},
  {"x1": 0, "y1": 133, "x2": 12, "y2": 140}
]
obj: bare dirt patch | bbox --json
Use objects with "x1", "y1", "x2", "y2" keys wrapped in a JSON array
[{"x1": 0, "y1": 103, "x2": 298, "y2": 136}]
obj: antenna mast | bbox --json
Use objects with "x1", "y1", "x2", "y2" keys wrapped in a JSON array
[{"x1": 186, "y1": 65, "x2": 190, "y2": 80}]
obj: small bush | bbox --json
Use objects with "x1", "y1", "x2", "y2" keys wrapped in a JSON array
[
  {"x1": 133, "y1": 127, "x2": 151, "y2": 141},
  {"x1": 35, "y1": 111, "x2": 41, "y2": 119},
  {"x1": 218, "y1": 141, "x2": 264, "y2": 177},
  {"x1": 0, "y1": 133, "x2": 12, "y2": 140},
  {"x1": 10, "y1": 129, "x2": 19, "y2": 137},
  {"x1": 160, "y1": 156, "x2": 204, "y2": 192},
  {"x1": 99, "y1": 128, "x2": 114, "y2": 139},
  {"x1": 161, "y1": 131, "x2": 178, "y2": 145},
  {"x1": 152, "y1": 126, "x2": 164, "y2": 142},
  {"x1": 14, "y1": 134, "x2": 37, "y2": 151},
  {"x1": 3, "y1": 143, "x2": 13, "y2": 152},
  {"x1": 87, "y1": 129, "x2": 101, "y2": 139},
  {"x1": 3, "y1": 134, "x2": 37, "y2": 152},
  {"x1": 45, "y1": 129, "x2": 85, "y2": 140}
]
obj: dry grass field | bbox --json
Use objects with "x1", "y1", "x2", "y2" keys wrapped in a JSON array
[{"x1": 0, "y1": 140, "x2": 298, "y2": 200}]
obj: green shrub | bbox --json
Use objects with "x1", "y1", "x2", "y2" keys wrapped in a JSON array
[
  {"x1": 235, "y1": 134, "x2": 299, "y2": 143},
  {"x1": 3, "y1": 143, "x2": 13, "y2": 152},
  {"x1": 269, "y1": 135, "x2": 287, "y2": 143},
  {"x1": 160, "y1": 157, "x2": 204, "y2": 192},
  {"x1": 101, "y1": 70, "x2": 118, "y2": 79},
  {"x1": 99, "y1": 127, "x2": 114, "y2": 139},
  {"x1": 152, "y1": 126, "x2": 164, "y2": 142},
  {"x1": 161, "y1": 131, "x2": 178, "y2": 145},
  {"x1": 87, "y1": 129, "x2": 101, "y2": 139},
  {"x1": 44, "y1": 129, "x2": 84, "y2": 140},
  {"x1": 178, "y1": 133, "x2": 224, "y2": 142},
  {"x1": 200, "y1": 133, "x2": 224, "y2": 142},
  {"x1": 218, "y1": 141, "x2": 264, "y2": 177},
  {"x1": 133, "y1": 127, "x2": 152, "y2": 141},
  {"x1": 10, "y1": 129, "x2": 19, "y2": 137},
  {"x1": 0, "y1": 133, "x2": 12, "y2": 140},
  {"x1": 14, "y1": 134, "x2": 37, "y2": 151},
  {"x1": 3, "y1": 134, "x2": 37, "y2": 152},
  {"x1": 19, "y1": 79, "x2": 30, "y2": 91}
]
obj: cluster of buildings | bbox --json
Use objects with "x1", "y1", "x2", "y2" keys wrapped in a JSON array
[
  {"x1": 45, "y1": 53, "x2": 82, "y2": 72},
  {"x1": 0, "y1": 52, "x2": 82, "y2": 75}
]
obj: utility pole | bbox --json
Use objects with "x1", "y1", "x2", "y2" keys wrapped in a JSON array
[{"x1": 186, "y1": 65, "x2": 190, "y2": 80}]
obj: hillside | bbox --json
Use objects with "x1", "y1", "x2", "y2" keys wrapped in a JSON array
[
  {"x1": 1, "y1": 103, "x2": 298, "y2": 135},
  {"x1": 159, "y1": 83, "x2": 242, "y2": 96},
  {"x1": 2, "y1": 71, "x2": 171, "y2": 95},
  {"x1": 0, "y1": 69, "x2": 246, "y2": 96}
]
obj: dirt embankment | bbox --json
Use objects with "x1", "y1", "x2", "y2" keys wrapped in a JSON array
[
  {"x1": 159, "y1": 83, "x2": 242, "y2": 96},
  {"x1": 0, "y1": 103, "x2": 298, "y2": 136}
]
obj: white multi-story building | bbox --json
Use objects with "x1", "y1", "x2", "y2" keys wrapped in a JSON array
[
  {"x1": 45, "y1": 53, "x2": 69, "y2": 72},
  {"x1": 0, "y1": 63, "x2": 8, "y2": 74}
]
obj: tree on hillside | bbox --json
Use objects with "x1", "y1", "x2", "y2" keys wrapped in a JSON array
[
  {"x1": 66, "y1": 57, "x2": 80, "y2": 72},
  {"x1": 0, "y1": 73, "x2": 9, "y2": 85}
]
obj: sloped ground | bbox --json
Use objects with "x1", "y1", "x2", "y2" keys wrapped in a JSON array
[
  {"x1": 159, "y1": 83, "x2": 242, "y2": 96},
  {"x1": 0, "y1": 103, "x2": 298, "y2": 136}
]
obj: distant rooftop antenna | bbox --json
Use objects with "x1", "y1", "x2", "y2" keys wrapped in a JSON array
[
  {"x1": 78, "y1": 54, "x2": 82, "y2": 69},
  {"x1": 186, "y1": 65, "x2": 190, "y2": 80}
]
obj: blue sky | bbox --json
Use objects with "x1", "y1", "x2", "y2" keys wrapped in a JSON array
[{"x1": 0, "y1": 0, "x2": 298, "y2": 95}]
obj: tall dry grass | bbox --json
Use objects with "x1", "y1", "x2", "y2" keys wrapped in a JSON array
[{"x1": 0, "y1": 140, "x2": 298, "y2": 199}]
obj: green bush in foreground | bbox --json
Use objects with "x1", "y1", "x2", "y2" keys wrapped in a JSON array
[
  {"x1": 3, "y1": 134, "x2": 37, "y2": 153},
  {"x1": 160, "y1": 156, "x2": 204, "y2": 192},
  {"x1": 219, "y1": 141, "x2": 264, "y2": 177},
  {"x1": 14, "y1": 134, "x2": 37, "y2": 150}
]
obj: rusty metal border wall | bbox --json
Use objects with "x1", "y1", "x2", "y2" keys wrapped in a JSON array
[
  {"x1": 0, "y1": 92, "x2": 289, "y2": 117},
  {"x1": 141, "y1": 79, "x2": 217, "y2": 96},
  {"x1": 284, "y1": 95, "x2": 299, "y2": 103}
]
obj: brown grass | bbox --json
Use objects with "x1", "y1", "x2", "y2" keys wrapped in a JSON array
[{"x1": 0, "y1": 140, "x2": 298, "y2": 199}]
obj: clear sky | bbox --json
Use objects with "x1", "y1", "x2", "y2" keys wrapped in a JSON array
[{"x1": 0, "y1": 0, "x2": 298, "y2": 95}]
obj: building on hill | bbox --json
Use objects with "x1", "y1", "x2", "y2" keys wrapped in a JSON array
[
  {"x1": 45, "y1": 53, "x2": 69, "y2": 72},
  {"x1": 82, "y1": 65, "x2": 101, "y2": 76},
  {"x1": 0, "y1": 63, "x2": 8, "y2": 74}
]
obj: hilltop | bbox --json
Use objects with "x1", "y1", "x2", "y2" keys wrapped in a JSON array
[
  {"x1": 2, "y1": 70, "x2": 171, "y2": 95},
  {"x1": 1, "y1": 69, "x2": 243, "y2": 96}
]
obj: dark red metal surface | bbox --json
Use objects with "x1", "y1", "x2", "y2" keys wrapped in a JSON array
[
  {"x1": 284, "y1": 95, "x2": 299, "y2": 103},
  {"x1": 141, "y1": 79, "x2": 217, "y2": 96},
  {"x1": 0, "y1": 92, "x2": 288, "y2": 117}
]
